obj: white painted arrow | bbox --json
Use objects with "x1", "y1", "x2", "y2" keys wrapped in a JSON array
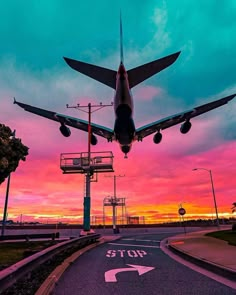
[{"x1": 105, "y1": 264, "x2": 155, "y2": 282}]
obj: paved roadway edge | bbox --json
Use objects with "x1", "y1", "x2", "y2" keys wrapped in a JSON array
[
  {"x1": 167, "y1": 242, "x2": 236, "y2": 281},
  {"x1": 35, "y1": 236, "x2": 121, "y2": 295},
  {"x1": 161, "y1": 238, "x2": 236, "y2": 290}
]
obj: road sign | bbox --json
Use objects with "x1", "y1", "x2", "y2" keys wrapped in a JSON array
[
  {"x1": 104, "y1": 264, "x2": 154, "y2": 282},
  {"x1": 178, "y1": 208, "x2": 186, "y2": 216}
]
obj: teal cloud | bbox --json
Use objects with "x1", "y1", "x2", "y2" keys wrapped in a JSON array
[
  {"x1": 0, "y1": 0, "x2": 235, "y2": 115},
  {"x1": 0, "y1": 0, "x2": 156, "y2": 70}
]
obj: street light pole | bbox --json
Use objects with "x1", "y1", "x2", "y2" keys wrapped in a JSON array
[
  {"x1": 1, "y1": 174, "x2": 11, "y2": 236},
  {"x1": 1, "y1": 130, "x2": 16, "y2": 237},
  {"x1": 193, "y1": 168, "x2": 220, "y2": 228},
  {"x1": 209, "y1": 169, "x2": 220, "y2": 228}
]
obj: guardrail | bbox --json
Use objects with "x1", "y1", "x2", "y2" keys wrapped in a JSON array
[
  {"x1": 0, "y1": 232, "x2": 60, "y2": 241},
  {"x1": 0, "y1": 233, "x2": 100, "y2": 293}
]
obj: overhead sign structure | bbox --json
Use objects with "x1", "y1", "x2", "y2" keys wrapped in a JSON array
[
  {"x1": 60, "y1": 150, "x2": 114, "y2": 233},
  {"x1": 178, "y1": 208, "x2": 186, "y2": 216},
  {"x1": 104, "y1": 264, "x2": 154, "y2": 283}
]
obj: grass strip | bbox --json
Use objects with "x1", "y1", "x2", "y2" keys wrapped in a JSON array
[
  {"x1": 206, "y1": 230, "x2": 236, "y2": 246},
  {"x1": 0, "y1": 241, "x2": 96, "y2": 295},
  {"x1": 0, "y1": 241, "x2": 60, "y2": 271}
]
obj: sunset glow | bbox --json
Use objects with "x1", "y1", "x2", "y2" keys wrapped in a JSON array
[{"x1": 0, "y1": 1, "x2": 236, "y2": 224}]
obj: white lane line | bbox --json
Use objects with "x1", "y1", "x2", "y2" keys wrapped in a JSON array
[
  {"x1": 135, "y1": 239, "x2": 161, "y2": 243},
  {"x1": 122, "y1": 238, "x2": 161, "y2": 243},
  {"x1": 135, "y1": 239, "x2": 152, "y2": 242},
  {"x1": 108, "y1": 242, "x2": 160, "y2": 248}
]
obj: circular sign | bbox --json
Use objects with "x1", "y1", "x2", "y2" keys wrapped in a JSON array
[{"x1": 178, "y1": 208, "x2": 186, "y2": 216}]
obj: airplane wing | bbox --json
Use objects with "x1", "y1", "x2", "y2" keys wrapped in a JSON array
[
  {"x1": 135, "y1": 93, "x2": 236, "y2": 139},
  {"x1": 14, "y1": 99, "x2": 114, "y2": 141}
]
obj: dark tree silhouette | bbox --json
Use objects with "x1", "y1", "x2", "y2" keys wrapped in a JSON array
[
  {"x1": 232, "y1": 202, "x2": 236, "y2": 213},
  {"x1": 0, "y1": 124, "x2": 29, "y2": 184}
]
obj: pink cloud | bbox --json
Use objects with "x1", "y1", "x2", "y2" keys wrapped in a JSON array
[
  {"x1": 134, "y1": 85, "x2": 162, "y2": 101},
  {"x1": 1, "y1": 63, "x2": 236, "y2": 224}
]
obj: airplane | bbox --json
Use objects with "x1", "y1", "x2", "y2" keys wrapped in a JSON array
[{"x1": 14, "y1": 16, "x2": 236, "y2": 158}]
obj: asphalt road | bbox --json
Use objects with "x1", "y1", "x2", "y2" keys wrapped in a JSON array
[{"x1": 54, "y1": 230, "x2": 236, "y2": 295}]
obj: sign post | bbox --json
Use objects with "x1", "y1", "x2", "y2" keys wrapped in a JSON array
[{"x1": 178, "y1": 206, "x2": 186, "y2": 234}]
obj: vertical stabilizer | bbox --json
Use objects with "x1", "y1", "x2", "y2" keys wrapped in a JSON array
[{"x1": 120, "y1": 11, "x2": 124, "y2": 63}]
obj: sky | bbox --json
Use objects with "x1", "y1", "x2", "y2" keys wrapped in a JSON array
[{"x1": 1, "y1": 0, "x2": 236, "y2": 224}]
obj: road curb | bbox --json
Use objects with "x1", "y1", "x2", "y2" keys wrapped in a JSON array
[{"x1": 168, "y1": 243, "x2": 236, "y2": 282}]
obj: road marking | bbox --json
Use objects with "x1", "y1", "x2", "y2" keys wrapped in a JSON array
[
  {"x1": 121, "y1": 238, "x2": 161, "y2": 243},
  {"x1": 135, "y1": 239, "x2": 161, "y2": 243},
  {"x1": 108, "y1": 242, "x2": 160, "y2": 248},
  {"x1": 105, "y1": 264, "x2": 155, "y2": 282},
  {"x1": 122, "y1": 238, "x2": 134, "y2": 241},
  {"x1": 106, "y1": 249, "x2": 147, "y2": 258},
  {"x1": 169, "y1": 241, "x2": 184, "y2": 245}
]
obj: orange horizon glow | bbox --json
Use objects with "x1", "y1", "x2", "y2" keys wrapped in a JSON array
[{"x1": 1, "y1": 130, "x2": 236, "y2": 225}]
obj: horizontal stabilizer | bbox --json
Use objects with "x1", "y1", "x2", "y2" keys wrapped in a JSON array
[
  {"x1": 64, "y1": 57, "x2": 117, "y2": 89},
  {"x1": 127, "y1": 51, "x2": 181, "y2": 88}
]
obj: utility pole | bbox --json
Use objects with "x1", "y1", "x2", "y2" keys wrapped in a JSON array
[{"x1": 106, "y1": 174, "x2": 125, "y2": 233}]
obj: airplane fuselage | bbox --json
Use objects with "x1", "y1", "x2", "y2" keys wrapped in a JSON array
[{"x1": 114, "y1": 62, "x2": 135, "y2": 155}]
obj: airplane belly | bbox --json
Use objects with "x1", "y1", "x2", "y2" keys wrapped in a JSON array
[
  {"x1": 114, "y1": 116, "x2": 135, "y2": 144},
  {"x1": 114, "y1": 82, "x2": 133, "y2": 115}
]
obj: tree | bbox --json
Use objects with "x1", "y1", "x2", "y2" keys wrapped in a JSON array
[
  {"x1": 232, "y1": 202, "x2": 236, "y2": 214},
  {"x1": 0, "y1": 124, "x2": 29, "y2": 184}
]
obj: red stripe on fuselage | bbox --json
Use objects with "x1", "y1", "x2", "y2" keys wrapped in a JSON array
[{"x1": 114, "y1": 62, "x2": 134, "y2": 118}]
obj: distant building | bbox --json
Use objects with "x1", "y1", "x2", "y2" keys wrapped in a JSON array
[
  {"x1": 127, "y1": 216, "x2": 139, "y2": 225},
  {"x1": 0, "y1": 220, "x2": 14, "y2": 225}
]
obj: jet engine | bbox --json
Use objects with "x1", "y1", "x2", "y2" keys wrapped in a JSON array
[
  {"x1": 91, "y1": 134, "x2": 98, "y2": 145},
  {"x1": 59, "y1": 124, "x2": 71, "y2": 137},
  {"x1": 153, "y1": 132, "x2": 162, "y2": 144},
  {"x1": 180, "y1": 121, "x2": 192, "y2": 134}
]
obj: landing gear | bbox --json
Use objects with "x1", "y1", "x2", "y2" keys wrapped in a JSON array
[
  {"x1": 137, "y1": 136, "x2": 143, "y2": 142},
  {"x1": 121, "y1": 145, "x2": 130, "y2": 157}
]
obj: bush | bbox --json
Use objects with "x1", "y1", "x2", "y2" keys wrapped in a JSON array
[{"x1": 232, "y1": 223, "x2": 236, "y2": 231}]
